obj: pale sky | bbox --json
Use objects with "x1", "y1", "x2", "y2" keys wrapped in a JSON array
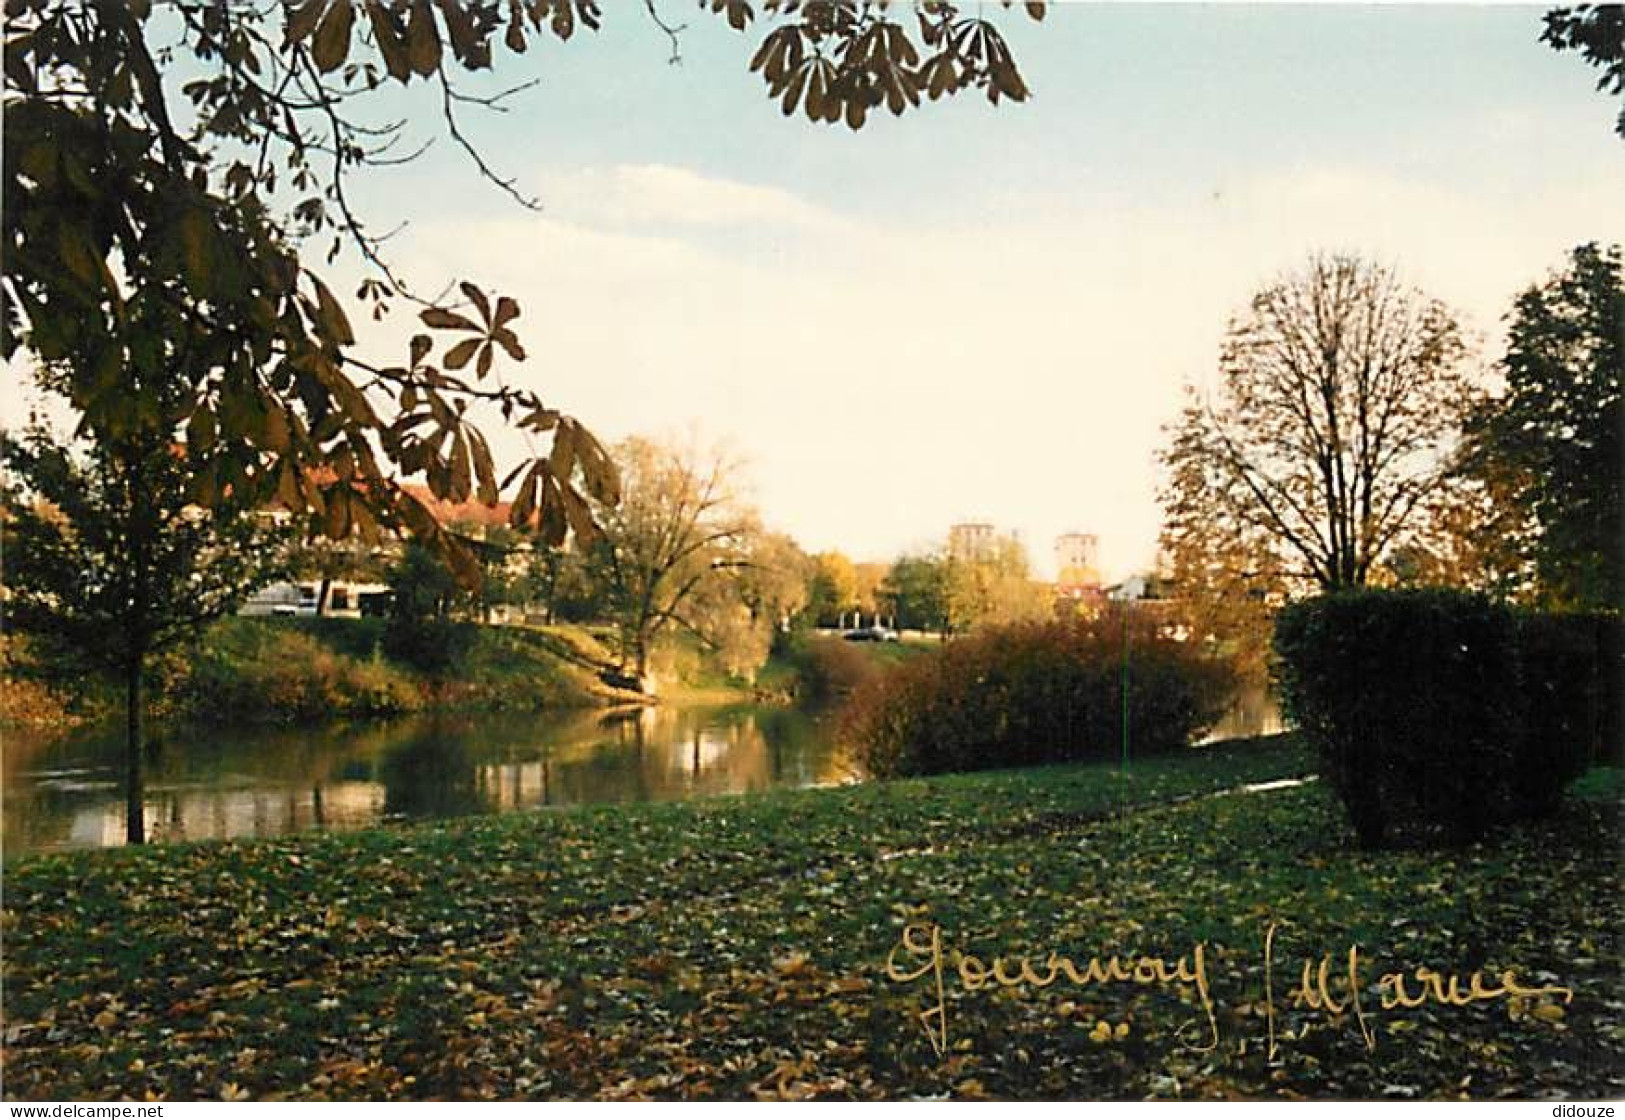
[{"x1": 10, "y1": 4, "x2": 1625, "y2": 580}]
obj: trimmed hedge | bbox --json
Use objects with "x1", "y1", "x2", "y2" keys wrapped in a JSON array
[
  {"x1": 1274, "y1": 589, "x2": 1621, "y2": 848},
  {"x1": 840, "y1": 612, "x2": 1234, "y2": 778}
]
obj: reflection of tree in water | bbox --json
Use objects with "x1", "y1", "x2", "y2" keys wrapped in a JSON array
[
  {"x1": 752, "y1": 707, "x2": 843, "y2": 785},
  {"x1": 568, "y1": 705, "x2": 846, "y2": 799},
  {"x1": 7, "y1": 703, "x2": 858, "y2": 853},
  {"x1": 1201, "y1": 684, "x2": 1284, "y2": 742},
  {"x1": 377, "y1": 722, "x2": 486, "y2": 819}
]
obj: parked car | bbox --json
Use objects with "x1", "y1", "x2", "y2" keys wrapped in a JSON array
[{"x1": 843, "y1": 626, "x2": 899, "y2": 642}]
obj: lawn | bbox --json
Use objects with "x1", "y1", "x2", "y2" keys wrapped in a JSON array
[{"x1": 2, "y1": 734, "x2": 1619, "y2": 1100}]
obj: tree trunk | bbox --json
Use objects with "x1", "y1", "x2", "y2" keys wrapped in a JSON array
[
  {"x1": 316, "y1": 575, "x2": 333, "y2": 617},
  {"x1": 125, "y1": 657, "x2": 146, "y2": 845}
]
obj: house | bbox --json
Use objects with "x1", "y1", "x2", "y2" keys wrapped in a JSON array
[{"x1": 239, "y1": 580, "x2": 392, "y2": 618}]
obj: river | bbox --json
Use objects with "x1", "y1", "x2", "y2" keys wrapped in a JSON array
[
  {"x1": 1, "y1": 705, "x2": 851, "y2": 855},
  {"x1": 2, "y1": 684, "x2": 1283, "y2": 856}
]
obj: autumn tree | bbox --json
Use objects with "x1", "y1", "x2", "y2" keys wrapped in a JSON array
[
  {"x1": 1463, "y1": 243, "x2": 1623, "y2": 610},
  {"x1": 735, "y1": 531, "x2": 813, "y2": 637},
  {"x1": 1160, "y1": 254, "x2": 1476, "y2": 604},
  {"x1": 852, "y1": 560, "x2": 889, "y2": 622},
  {"x1": 807, "y1": 550, "x2": 861, "y2": 627},
  {"x1": 1, "y1": 416, "x2": 289, "y2": 844},
  {"x1": 586, "y1": 436, "x2": 768, "y2": 684},
  {"x1": 3, "y1": 0, "x2": 1045, "y2": 584},
  {"x1": 4, "y1": 0, "x2": 1042, "y2": 836},
  {"x1": 944, "y1": 533, "x2": 1047, "y2": 632},
  {"x1": 1378, "y1": 455, "x2": 1535, "y2": 598},
  {"x1": 1158, "y1": 436, "x2": 1288, "y2": 687}
]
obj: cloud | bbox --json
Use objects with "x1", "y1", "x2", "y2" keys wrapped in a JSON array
[
  {"x1": 318, "y1": 161, "x2": 1625, "y2": 580},
  {"x1": 532, "y1": 163, "x2": 843, "y2": 233}
]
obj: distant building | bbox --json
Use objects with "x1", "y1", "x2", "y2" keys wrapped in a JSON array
[
  {"x1": 1106, "y1": 573, "x2": 1179, "y2": 602},
  {"x1": 1054, "y1": 531, "x2": 1101, "y2": 586},
  {"x1": 239, "y1": 580, "x2": 392, "y2": 618},
  {"x1": 1051, "y1": 531, "x2": 1103, "y2": 617},
  {"x1": 948, "y1": 521, "x2": 995, "y2": 562},
  {"x1": 1104, "y1": 572, "x2": 1187, "y2": 637},
  {"x1": 239, "y1": 482, "x2": 531, "y2": 621}
]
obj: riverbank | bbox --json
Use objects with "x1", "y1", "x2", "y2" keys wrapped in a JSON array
[
  {"x1": 4, "y1": 734, "x2": 1619, "y2": 1100},
  {"x1": 1, "y1": 623, "x2": 926, "y2": 733},
  {"x1": 3, "y1": 619, "x2": 657, "y2": 731}
]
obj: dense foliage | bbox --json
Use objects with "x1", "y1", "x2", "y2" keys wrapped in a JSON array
[
  {"x1": 164, "y1": 617, "x2": 607, "y2": 722},
  {"x1": 841, "y1": 612, "x2": 1234, "y2": 778},
  {"x1": 1, "y1": 419, "x2": 291, "y2": 841},
  {"x1": 383, "y1": 541, "x2": 477, "y2": 673},
  {"x1": 174, "y1": 622, "x2": 420, "y2": 720},
  {"x1": 1273, "y1": 589, "x2": 1617, "y2": 848},
  {"x1": 772, "y1": 632, "x2": 916, "y2": 706},
  {"x1": 1543, "y1": 5, "x2": 1625, "y2": 139},
  {"x1": 1463, "y1": 243, "x2": 1623, "y2": 611},
  {"x1": 1517, "y1": 609, "x2": 1625, "y2": 770}
]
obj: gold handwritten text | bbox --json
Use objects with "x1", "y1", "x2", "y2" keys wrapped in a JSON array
[
  {"x1": 1263, "y1": 922, "x2": 1575, "y2": 1056},
  {"x1": 884, "y1": 922, "x2": 1219, "y2": 1057}
]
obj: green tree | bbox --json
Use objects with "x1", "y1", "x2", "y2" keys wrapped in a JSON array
[
  {"x1": 1543, "y1": 5, "x2": 1625, "y2": 140},
  {"x1": 1464, "y1": 243, "x2": 1623, "y2": 610},
  {"x1": 383, "y1": 540, "x2": 472, "y2": 672},
  {"x1": 1159, "y1": 253, "x2": 1476, "y2": 595},
  {"x1": 880, "y1": 552, "x2": 949, "y2": 635},
  {"x1": 525, "y1": 542, "x2": 603, "y2": 624},
  {"x1": 1, "y1": 417, "x2": 288, "y2": 843}
]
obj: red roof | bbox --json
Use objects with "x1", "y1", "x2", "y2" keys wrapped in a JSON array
[{"x1": 401, "y1": 485, "x2": 513, "y2": 529}]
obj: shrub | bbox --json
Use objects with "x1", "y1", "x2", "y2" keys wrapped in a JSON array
[
  {"x1": 781, "y1": 634, "x2": 886, "y2": 706},
  {"x1": 173, "y1": 621, "x2": 420, "y2": 721},
  {"x1": 1274, "y1": 589, "x2": 1616, "y2": 848},
  {"x1": 382, "y1": 613, "x2": 474, "y2": 675},
  {"x1": 840, "y1": 612, "x2": 1234, "y2": 778},
  {"x1": 1516, "y1": 611, "x2": 1624, "y2": 777}
]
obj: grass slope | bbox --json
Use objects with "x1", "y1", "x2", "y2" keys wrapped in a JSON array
[
  {"x1": 170, "y1": 618, "x2": 625, "y2": 723},
  {"x1": 3, "y1": 619, "x2": 634, "y2": 730},
  {"x1": 2, "y1": 735, "x2": 1619, "y2": 1101}
]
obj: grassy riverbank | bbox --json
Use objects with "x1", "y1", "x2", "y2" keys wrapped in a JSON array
[
  {"x1": 3, "y1": 624, "x2": 936, "y2": 734},
  {"x1": 5, "y1": 619, "x2": 648, "y2": 730},
  {"x1": 4, "y1": 734, "x2": 1619, "y2": 1101}
]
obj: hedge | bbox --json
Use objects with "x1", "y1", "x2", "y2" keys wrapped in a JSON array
[{"x1": 1274, "y1": 589, "x2": 1621, "y2": 848}]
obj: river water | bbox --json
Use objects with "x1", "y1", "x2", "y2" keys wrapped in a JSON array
[
  {"x1": 2, "y1": 685, "x2": 1282, "y2": 856},
  {"x1": 1, "y1": 705, "x2": 851, "y2": 856}
]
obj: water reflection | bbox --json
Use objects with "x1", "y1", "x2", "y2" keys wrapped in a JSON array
[
  {"x1": 2, "y1": 705, "x2": 854, "y2": 855},
  {"x1": 1201, "y1": 683, "x2": 1284, "y2": 742},
  {"x1": 4, "y1": 685, "x2": 1281, "y2": 855}
]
